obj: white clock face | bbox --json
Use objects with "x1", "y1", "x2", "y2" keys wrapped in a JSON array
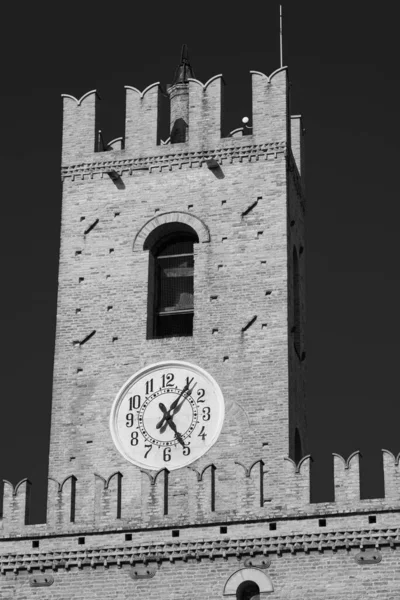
[{"x1": 110, "y1": 361, "x2": 225, "y2": 470}]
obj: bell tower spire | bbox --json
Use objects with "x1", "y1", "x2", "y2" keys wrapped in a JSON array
[
  {"x1": 171, "y1": 43, "x2": 195, "y2": 85},
  {"x1": 167, "y1": 44, "x2": 194, "y2": 143}
]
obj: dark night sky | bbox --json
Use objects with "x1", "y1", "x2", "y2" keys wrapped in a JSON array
[{"x1": 0, "y1": 2, "x2": 399, "y2": 523}]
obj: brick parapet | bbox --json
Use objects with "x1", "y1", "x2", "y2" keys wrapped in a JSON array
[
  {"x1": 2, "y1": 452, "x2": 400, "y2": 537},
  {"x1": 62, "y1": 68, "x2": 288, "y2": 165}
]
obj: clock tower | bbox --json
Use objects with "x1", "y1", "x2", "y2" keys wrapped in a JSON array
[{"x1": 46, "y1": 48, "x2": 307, "y2": 538}]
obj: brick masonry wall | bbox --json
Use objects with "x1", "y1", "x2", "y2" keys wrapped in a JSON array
[{"x1": 1, "y1": 67, "x2": 399, "y2": 598}]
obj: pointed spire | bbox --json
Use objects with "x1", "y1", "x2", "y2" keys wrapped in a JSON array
[{"x1": 171, "y1": 44, "x2": 195, "y2": 85}]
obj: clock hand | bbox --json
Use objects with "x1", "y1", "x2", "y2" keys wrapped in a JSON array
[
  {"x1": 166, "y1": 417, "x2": 185, "y2": 447},
  {"x1": 170, "y1": 381, "x2": 197, "y2": 418},
  {"x1": 155, "y1": 380, "x2": 193, "y2": 430},
  {"x1": 169, "y1": 378, "x2": 193, "y2": 412},
  {"x1": 159, "y1": 381, "x2": 197, "y2": 434}
]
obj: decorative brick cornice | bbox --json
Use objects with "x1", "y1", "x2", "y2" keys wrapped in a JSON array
[
  {"x1": 1, "y1": 528, "x2": 399, "y2": 573},
  {"x1": 60, "y1": 142, "x2": 286, "y2": 181}
]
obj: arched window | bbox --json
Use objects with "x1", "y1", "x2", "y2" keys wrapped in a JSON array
[
  {"x1": 147, "y1": 225, "x2": 198, "y2": 338},
  {"x1": 236, "y1": 581, "x2": 260, "y2": 600},
  {"x1": 293, "y1": 246, "x2": 301, "y2": 356}
]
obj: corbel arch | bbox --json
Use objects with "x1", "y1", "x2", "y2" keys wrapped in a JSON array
[
  {"x1": 223, "y1": 568, "x2": 274, "y2": 596},
  {"x1": 133, "y1": 211, "x2": 210, "y2": 252}
]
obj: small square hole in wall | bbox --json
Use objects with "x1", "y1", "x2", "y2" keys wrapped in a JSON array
[
  {"x1": 220, "y1": 526, "x2": 228, "y2": 534},
  {"x1": 114, "y1": 212, "x2": 120, "y2": 218},
  {"x1": 79, "y1": 277, "x2": 84, "y2": 283},
  {"x1": 125, "y1": 533, "x2": 132, "y2": 541},
  {"x1": 188, "y1": 204, "x2": 193, "y2": 210},
  {"x1": 269, "y1": 522, "x2": 277, "y2": 531},
  {"x1": 154, "y1": 208, "x2": 160, "y2": 213},
  {"x1": 75, "y1": 308, "x2": 81, "y2": 314},
  {"x1": 223, "y1": 356, "x2": 229, "y2": 362},
  {"x1": 32, "y1": 540, "x2": 39, "y2": 549},
  {"x1": 107, "y1": 306, "x2": 113, "y2": 312},
  {"x1": 80, "y1": 216, "x2": 85, "y2": 222},
  {"x1": 109, "y1": 248, "x2": 114, "y2": 254},
  {"x1": 368, "y1": 515, "x2": 376, "y2": 524},
  {"x1": 77, "y1": 368, "x2": 83, "y2": 374},
  {"x1": 172, "y1": 530, "x2": 180, "y2": 538},
  {"x1": 75, "y1": 250, "x2": 82, "y2": 256},
  {"x1": 318, "y1": 518, "x2": 326, "y2": 527},
  {"x1": 221, "y1": 200, "x2": 226, "y2": 206},
  {"x1": 78, "y1": 537, "x2": 85, "y2": 545}
]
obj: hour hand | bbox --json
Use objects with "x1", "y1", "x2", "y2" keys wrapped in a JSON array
[
  {"x1": 166, "y1": 418, "x2": 185, "y2": 447},
  {"x1": 156, "y1": 403, "x2": 168, "y2": 430}
]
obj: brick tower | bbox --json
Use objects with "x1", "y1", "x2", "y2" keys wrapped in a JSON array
[{"x1": 1, "y1": 49, "x2": 399, "y2": 599}]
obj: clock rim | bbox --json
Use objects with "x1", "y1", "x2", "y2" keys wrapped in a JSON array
[{"x1": 109, "y1": 360, "x2": 225, "y2": 470}]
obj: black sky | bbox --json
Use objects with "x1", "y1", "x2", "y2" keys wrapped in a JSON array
[{"x1": 0, "y1": 1, "x2": 398, "y2": 523}]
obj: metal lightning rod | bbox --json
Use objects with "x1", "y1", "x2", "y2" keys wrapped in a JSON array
[{"x1": 280, "y1": 4, "x2": 283, "y2": 68}]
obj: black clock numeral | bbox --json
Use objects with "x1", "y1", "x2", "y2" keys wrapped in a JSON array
[
  {"x1": 144, "y1": 444, "x2": 152, "y2": 458},
  {"x1": 145, "y1": 379, "x2": 153, "y2": 395},
  {"x1": 163, "y1": 447, "x2": 171, "y2": 462},
  {"x1": 130, "y1": 431, "x2": 139, "y2": 446},
  {"x1": 126, "y1": 413, "x2": 134, "y2": 428},
  {"x1": 197, "y1": 389, "x2": 206, "y2": 403},
  {"x1": 162, "y1": 373, "x2": 175, "y2": 387},
  {"x1": 182, "y1": 443, "x2": 191, "y2": 456},
  {"x1": 198, "y1": 425, "x2": 207, "y2": 441},
  {"x1": 129, "y1": 395, "x2": 141, "y2": 410},
  {"x1": 202, "y1": 407, "x2": 211, "y2": 421}
]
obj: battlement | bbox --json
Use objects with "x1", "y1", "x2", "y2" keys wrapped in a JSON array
[
  {"x1": 61, "y1": 68, "x2": 292, "y2": 164},
  {"x1": 1, "y1": 452, "x2": 399, "y2": 535}
]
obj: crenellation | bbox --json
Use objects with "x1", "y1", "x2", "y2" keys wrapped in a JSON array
[
  {"x1": 188, "y1": 75, "x2": 225, "y2": 148},
  {"x1": 251, "y1": 68, "x2": 288, "y2": 144},
  {"x1": 333, "y1": 452, "x2": 361, "y2": 505},
  {"x1": 61, "y1": 91, "x2": 100, "y2": 164},
  {"x1": 382, "y1": 449, "x2": 400, "y2": 503},
  {"x1": 124, "y1": 83, "x2": 162, "y2": 155},
  {"x1": 1, "y1": 479, "x2": 31, "y2": 532}
]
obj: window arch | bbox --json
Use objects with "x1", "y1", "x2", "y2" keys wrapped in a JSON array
[
  {"x1": 146, "y1": 223, "x2": 198, "y2": 338},
  {"x1": 223, "y1": 568, "x2": 273, "y2": 596}
]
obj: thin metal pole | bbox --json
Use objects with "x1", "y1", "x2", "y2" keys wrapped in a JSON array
[{"x1": 280, "y1": 4, "x2": 283, "y2": 67}]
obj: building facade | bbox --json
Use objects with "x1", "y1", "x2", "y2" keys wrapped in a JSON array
[{"x1": 0, "y1": 49, "x2": 399, "y2": 599}]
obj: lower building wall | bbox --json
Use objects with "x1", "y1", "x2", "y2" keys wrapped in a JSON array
[{"x1": 1, "y1": 545, "x2": 399, "y2": 599}]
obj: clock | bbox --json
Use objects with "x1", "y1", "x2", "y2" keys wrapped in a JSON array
[{"x1": 110, "y1": 360, "x2": 225, "y2": 470}]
